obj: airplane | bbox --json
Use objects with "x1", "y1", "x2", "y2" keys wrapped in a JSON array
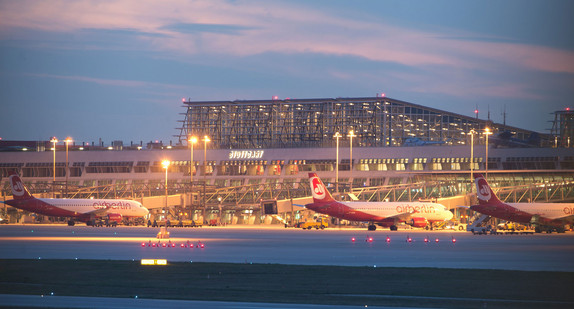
[
  {"x1": 305, "y1": 173, "x2": 453, "y2": 230},
  {"x1": 2, "y1": 171, "x2": 149, "y2": 226},
  {"x1": 470, "y1": 173, "x2": 574, "y2": 233}
]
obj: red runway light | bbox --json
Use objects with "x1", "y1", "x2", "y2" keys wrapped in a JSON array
[
  {"x1": 351, "y1": 237, "x2": 356, "y2": 242},
  {"x1": 406, "y1": 236, "x2": 412, "y2": 243},
  {"x1": 452, "y1": 237, "x2": 457, "y2": 243},
  {"x1": 162, "y1": 243, "x2": 166, "y2": 247},
  {"x1": 386, "y1": 236, "x2": 391, "y2": 243},
  {"x1": 435, "y1": 238, "x2": 439, "y2": 243},
  {"x1": 141, "y1": 242, "x2": 146, "y2": 247}
]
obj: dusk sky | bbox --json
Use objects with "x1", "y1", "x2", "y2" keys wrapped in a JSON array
[{"x1": 1, "y1": 0, "x2": 573, "y2": 145}]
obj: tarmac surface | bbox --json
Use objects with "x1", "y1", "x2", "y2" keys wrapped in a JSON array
[
  {"x1": 1, "y1": 224, "x2": 573, "y2": 271},
  {"x1": 0, "y1": 294, "x2": 406, "y2": 309}
]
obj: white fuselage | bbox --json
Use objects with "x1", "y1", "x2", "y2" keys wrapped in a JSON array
[
  {"x1": 340, "y1": 201, "x2": 453, "y2": 221},
  {"x1": 507, "y1": 202, "x2": 574, "y2": 221},
  {"x1": 32, "y1": 198, "x2": 149, "y2": 217}
]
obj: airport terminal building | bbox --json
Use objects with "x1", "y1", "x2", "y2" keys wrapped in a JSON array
[{"x1": 1, "y1": 96, "x2": 573, "y2": 224}]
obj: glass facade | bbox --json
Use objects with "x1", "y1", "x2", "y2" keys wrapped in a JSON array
[{"x1": 178, "y1": 97, "x2": 551, "y2": 149}]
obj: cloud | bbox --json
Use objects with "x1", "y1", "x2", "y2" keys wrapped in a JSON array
[
  {"x1": 2, "y1": 0, "x2": 572, "y2": 74},
  {"x1": 161, "y1": 23, "x2": 255, "y2": 35},
  {"x1": 2, "y1": 0, "x2": 573, "y2": 109},
  {"x1": 25, "y1": 73, "x2": 186, "y2": 90}
]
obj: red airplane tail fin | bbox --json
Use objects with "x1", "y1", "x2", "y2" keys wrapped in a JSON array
[
  {"x1": 8, "y1": 171, "x2": 33, "y2": 200},
  {"x1": 308, "y1": 173, "x2": 336, "y2": 204},
  {"x1": 473, "y1": 174, "x2": 502, "y2": 205}
]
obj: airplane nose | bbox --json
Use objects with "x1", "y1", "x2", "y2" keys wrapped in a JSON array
[{"x1": 445, "y1": 210, "x2": 454, "y2": 220}]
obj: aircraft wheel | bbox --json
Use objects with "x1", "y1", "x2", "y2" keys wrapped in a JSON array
[
  {"x1": 67, "y1": 220, "x2": 75, "y2": 226},
  {"x1": 368, "y1": 225, "x2": 376, "y2": 231},
  {"x1": 390, "y1": 225, "x2": 398, "y2": 231}
]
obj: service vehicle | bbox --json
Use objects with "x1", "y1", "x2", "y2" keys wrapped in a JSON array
[{"x1": 300, "y1": 217, "x2": 329, "y2": 230}]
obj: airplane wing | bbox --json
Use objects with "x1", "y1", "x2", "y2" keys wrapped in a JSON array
[
  {"x1": 381, "y1": 211, "x2": 416, "y2": 222},
  {"x1": 85, "y1": 207, "x2": 113, "y2": 216},
  {"x1": 557, "y1": 214, "x2": 574, "y2": 223}
]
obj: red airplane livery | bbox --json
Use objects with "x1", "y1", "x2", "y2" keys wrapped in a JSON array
[
  {"x1": 305, "y1": 173, "x2": 453, "y2": 230},
  {"x1": 470, "y1": 174, "x2": 574, "y2": 233},
  {"x1": 3, "y1": 171, "x2": 149, "y2": 226}
]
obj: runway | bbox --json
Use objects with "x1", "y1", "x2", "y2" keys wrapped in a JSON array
[{"x1": 1, "y1": 225, "x2": 573, "y2": 272}]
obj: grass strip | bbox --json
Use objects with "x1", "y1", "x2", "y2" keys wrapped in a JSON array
[{"x1": 0, "y1": 259, "x2": 572, "y2": 308}]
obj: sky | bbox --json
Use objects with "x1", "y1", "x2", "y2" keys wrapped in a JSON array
[{"x1": 1, "y1": 0, "x2": 573, "y2": 146}]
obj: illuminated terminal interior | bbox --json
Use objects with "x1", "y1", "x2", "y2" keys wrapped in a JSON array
[{"x1": 1, "y1": 96, "x2": 573, "y2": 225}]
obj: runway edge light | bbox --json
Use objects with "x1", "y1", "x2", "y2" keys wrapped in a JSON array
[{"x1": 141, "y1": 259, "x2": 168, "y2": 266}]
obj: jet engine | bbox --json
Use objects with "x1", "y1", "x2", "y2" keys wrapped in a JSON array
[
  {"x1": 107, "y1": 213, "x2": 123, "y2": 223},
  {"x1": 409, "y1": 217, "x2": 428, "y2": 228}
]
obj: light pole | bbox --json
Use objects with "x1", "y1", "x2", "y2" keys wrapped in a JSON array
[
  {"x1": 50, "y1": 137, "x2": 58, "y2": 198},
  {"x1": 64, "y1": 137, "x2": 72, "y2": 196},
  {"x1": 334, "y1": 132, "x2": 342, "y2": 193},
  {"x1": 162, "y1": 160, "x2": 170, "y2": 220},
  {"x1": 188, "y1": 136, "x2": 197, "y2": 185},
  {"x1": 468, "y1": 129, "x2": 476, "y2": 190},
  {"x1": 217, "y1": 196, "x2": 222, "y2": 225},
  {"x1": 348, "y1": 130, "x2": 356, "y2": 191},
  {"x1": 188, "y1": 136, "x2": 197, "y2": 219},
  {"x1": 202, "y1": 135, "x2": 210, "y2": 221},
  {"x1": 484, "y1": 128, "x2": 492, "y2": 180}
]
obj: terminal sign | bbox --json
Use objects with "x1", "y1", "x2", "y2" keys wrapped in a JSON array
[{"x1": 229, "y1": 150, "x2": 264, "y2": 160}]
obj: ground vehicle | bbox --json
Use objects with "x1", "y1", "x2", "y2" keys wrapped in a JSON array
[
  {"x1": 151, "y1": 220, "x2": 202, "y2": 228},
  {"x1": 299, "y1": 217, "x2": 329, "y2": 230},
  {"x1": 468, "y1": 225, "x2": 494, "y2": 235},
  {"x1": 444, "y1": 221, "x2": 467, "y2": 231}
]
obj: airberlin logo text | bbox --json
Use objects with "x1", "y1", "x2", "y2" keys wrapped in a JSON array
[
  {"x1": 93, "y1": 201, "x2": 132, "y2": 209},
  {"x1": 396, "y1": 205, "x2": 436, "y2": 214},
  {"x1": 564, "y1": 207, "x2": 574, "y2": 215}
]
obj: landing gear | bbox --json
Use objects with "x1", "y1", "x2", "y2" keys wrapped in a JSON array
[
  {"x1": 390, "y1": 225, "x2": 398, "y2": 231},
  {"x1": 67, "y1": 220, "x2": 75, "y2": 226},
  {"x1": 368, "y1": 224, "x2": 377, "y2": 231}
]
